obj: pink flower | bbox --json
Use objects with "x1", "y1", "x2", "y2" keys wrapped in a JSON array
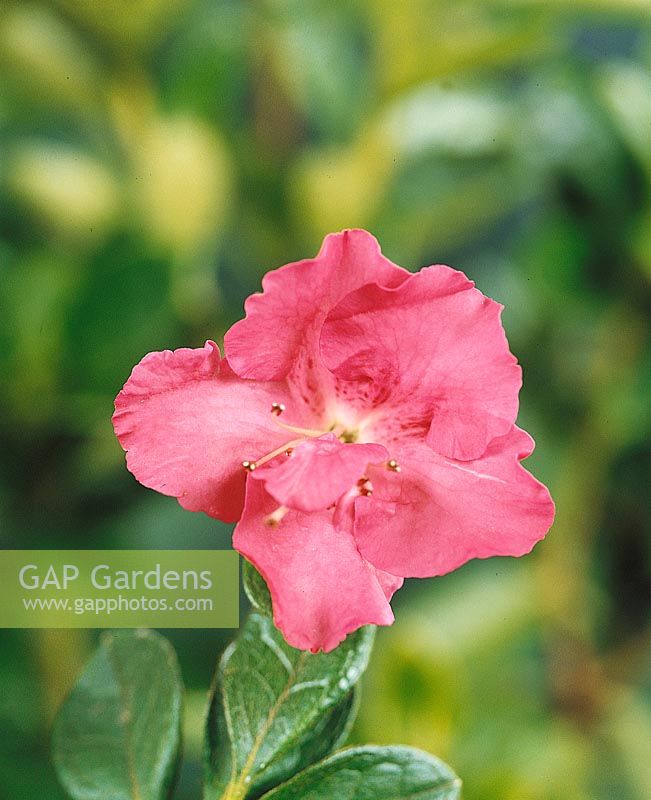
[{"x1": 113, "y1": 230, "x2": 554, "y2": 652}]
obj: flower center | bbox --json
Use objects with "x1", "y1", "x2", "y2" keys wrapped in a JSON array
[
  {"x1": 241, "y1": 403, "x2": 402, "y2": 471},
  {"x1": 241, "y1": 404, "x2": 362, "y2": 471},
  {"x1": 339, "y1": 429, "x2": 358, "y2": 443}
]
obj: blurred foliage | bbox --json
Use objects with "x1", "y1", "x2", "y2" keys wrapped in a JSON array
[{"x1": 1, "y1": 1, "x2": 650, "y2": 799}]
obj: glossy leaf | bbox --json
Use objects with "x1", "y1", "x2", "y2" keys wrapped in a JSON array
[
  {"x1": 253, "y1": 688, "x2": 360, "y2": 798},
  {"x1": 52, "y1": 629, "x2": 182, "y2": 800},
  {"x1": 259, "y1": 746, "x2": 462, "y2": 800},
  {"x1": 204, "y1": 613, "x2": 374, "y2": 800}
]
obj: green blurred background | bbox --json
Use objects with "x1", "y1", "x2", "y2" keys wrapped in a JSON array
[{"x1": 1, "y1": 1, "x2": 650, "y2": 798}]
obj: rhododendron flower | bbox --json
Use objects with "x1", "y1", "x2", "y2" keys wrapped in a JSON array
[{"x1": 113, "y1": 230, "x2": 554, "y2": 652}]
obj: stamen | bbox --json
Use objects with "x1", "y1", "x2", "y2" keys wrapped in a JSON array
[
  {"x1": 265, "y1": 506, "x2": 288, "y2": 527},
  {"x1": 251, "y1": 438, "x2": 306, "y2": 469},
  {"x1": 244, "y1": 411, "x2": 355, "y2": 478},
  {"x1": 273, "y1": 419, "x2": 328, "y2": 437},
  {"x1": 357, "y1": 477, "x2": 373, "y2": 497},
  {"x1": 387, "y1": 459, "x2": 401, "y2": 472}
]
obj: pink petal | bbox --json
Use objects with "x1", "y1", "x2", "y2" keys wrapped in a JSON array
[
  {"x1": 353, "y1": 426, "x2": 555, "y2": 578},
  {"x1": 332, "y1": 489, "x2": 405, "y2": 601},
  {"x1": 320, "y1": 266, "x2": 522, "y2": 461},
  {"x1": 224, "y1": 229, "x2": 408, "y2": 383},
  {"x1": 112, "y1": 341, "x2": 296, "y2": 523},
  {"x1": 254, "y1": 433, "x2": 388, "y2": 512},
  {"x1": 234, "y1": 478, "x2": 397, "y2": 652},
  {"x1": 375, "y1": 569, "x2": 405, "y2": 601}
]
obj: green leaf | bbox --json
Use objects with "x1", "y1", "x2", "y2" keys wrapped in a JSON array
[
  {"x1": 259, "y1": 746, "x2": 462, "y2": 800},
  {"x1": 52, "y1": 629, "x2": 183, "y2": 800},
  {"x1": 204, "y1": 613, "x2": 374, "y2": 800},
  {"x1": 242, "y1": 559, "x2": 363, "y2": 773},
  {"x1": 242, "y1": 558, "x2": 272, "y2": 617},
  {"x1": 253, "y1": 688, "x2": 360, "y2": 797}
]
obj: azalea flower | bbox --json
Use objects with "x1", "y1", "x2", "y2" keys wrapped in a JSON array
[{"x1": 113, "y1": 229, "x2": 555, "y2": 652}]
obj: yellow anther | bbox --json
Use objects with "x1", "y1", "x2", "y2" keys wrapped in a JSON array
[
  {"x1": 242, "y1": 460, "x2": 257, "y2": 472},
  {"x1": 265, "y1": 506, "x2": 289, "y2": 527},
  {"x1": 271, "y1": 402, "x2": 286, "y2": 416},
  {"x1": 387, "y1": 459, "x2": 401, "y2": 472}
]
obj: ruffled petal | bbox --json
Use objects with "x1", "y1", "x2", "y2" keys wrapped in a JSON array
[
  {"x1": 254, "y1": 433, "x2": 388, "y2": 512},
  {"x1": 224, "y1": 229, "x2": 408, "y2": 387},
  {"x1": 353, "y1": 426, "x2": 555, "y2": 578},
  {"x1": 112, "y1": 341, "x2": 295, "y2": 523},
  {"x1": 233, "y1": 478, "x2": 396, "y2": 652},
  {"x1": 321, "y1": 266, "x2": 522, "y2": 460}
]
